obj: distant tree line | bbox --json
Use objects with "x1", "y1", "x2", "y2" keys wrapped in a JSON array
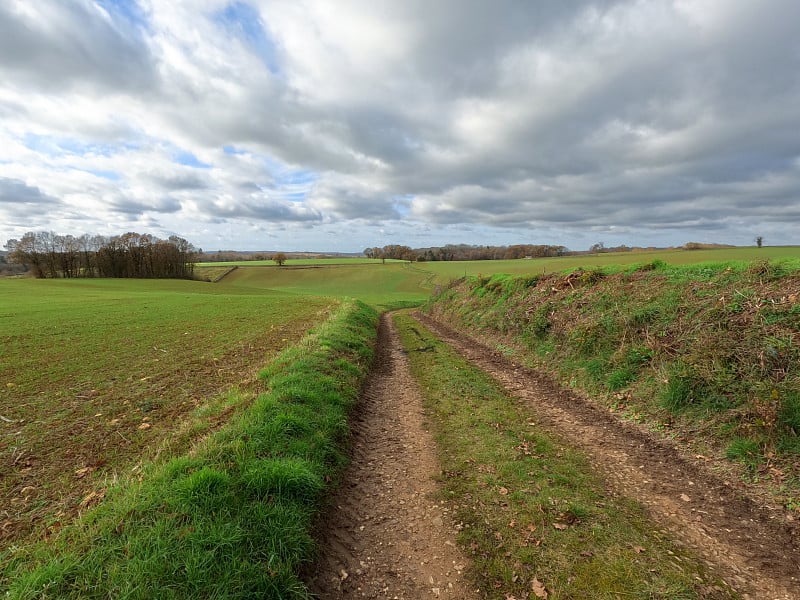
[
  {"x1": 4, "y1": 231, "x2": 199, "y2": 279},
  {"x1": 364, "y1": 243, "x2": 568, "y2": 262}
]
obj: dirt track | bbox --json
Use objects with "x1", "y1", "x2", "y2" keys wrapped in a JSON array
[
  {"x1": 306, "y1": 314, "x2": 478, "y2": 599},
  {"x1": 309, "y1": 312, "x2": 799, "y2": 599}
]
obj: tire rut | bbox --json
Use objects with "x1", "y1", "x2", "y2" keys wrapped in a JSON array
[
  {"x1": 306, "y1": 314, "x2": 478, "y2": 599},
  {"x1": 415, "y1": 312, "x2": 799, "y2": 600}
]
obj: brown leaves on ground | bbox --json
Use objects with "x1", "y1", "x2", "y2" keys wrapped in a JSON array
[{"x1": 531, "y1": 577, "x2": 549, "y2": 598}]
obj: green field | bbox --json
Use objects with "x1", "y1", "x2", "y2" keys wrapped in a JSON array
[
  {"x1": 0, "y1": 278, "x2": 334, "y2": 552},
  {"x1": 196, "y1": 247, "x2": 800, "y2": 309},
  {"x1": 214, "y1": 262, "x2": 432, "y2": 309},
  {"x1": 3, "y1": 245, "x2": 800, "y2": 597}
]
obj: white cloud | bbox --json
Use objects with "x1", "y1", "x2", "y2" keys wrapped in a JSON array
[{"x1": 1, "y1": 0, "x2": 799, "y2": 251}]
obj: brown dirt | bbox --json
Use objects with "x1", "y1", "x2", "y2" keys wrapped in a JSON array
[
  {"x1": 415, "y1": 312, "x2": 800, "y2": 600},
  {"x1": 306, "y1": 314, "x2": 479, "y2": 599}
]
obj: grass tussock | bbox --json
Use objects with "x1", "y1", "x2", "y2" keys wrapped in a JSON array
[
  {"x1": 425, "y1": 259, "x2": 800, "y2": 507},
  {"x1": 2, "y1": 300, "x2": 378, "y2": 599},
  {"x1": 394, "y1": 313, "x2": 736, "y2": 599}
]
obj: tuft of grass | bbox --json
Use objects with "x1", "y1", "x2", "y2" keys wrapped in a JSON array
[
  {"x1": 725, "y1": 437, "x2": 763, "y2": 471},
  {"x1": 2, "y1": 300, "x2": 378, "y2": 599},
  {"x1": 395, "y1": 313, "x2": 737, "y2": 600}
]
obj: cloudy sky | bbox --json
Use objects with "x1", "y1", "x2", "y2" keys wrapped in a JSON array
[{"x1": 1, "y1": 0, "x2": 799, "y2": 252}]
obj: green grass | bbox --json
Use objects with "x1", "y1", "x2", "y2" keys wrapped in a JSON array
[
  {"x1": 419, "y1": 247, "x2": 800, "y2": 285},
  {"x1": 0, "y1": 278, "x2": 334, "y2": 551},
  {"x1": 394, "y1": 313, "x2": 736, "y2": 599},
  {"x1": 3, "y1": 300, "x2": 378, "y2": 599},
  {"x1": 217, "y1": 262, "x2": 431, "y2": 310},
  {"x1": 424, "y1": 259, "x2": 800, "y2": 508},
  {"x1": 197, "y1": 258, "x2": 405, "y2": 267}
]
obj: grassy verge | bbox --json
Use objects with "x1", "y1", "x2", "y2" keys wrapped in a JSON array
[
  {"x1": 394, "y1": 313, "x2": 737, "y2": 599},
  {"x1": 425, "y1": 260, "x2": 800, "y2": 508},
  {"x1": 2, "y1": 300, "x2": 378, "y2": 599}
]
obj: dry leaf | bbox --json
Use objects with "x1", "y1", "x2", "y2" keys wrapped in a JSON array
[
  {"x1": 499, "y1": 486, "x2": 509, "y2": 496},
  {"x1": 680, "y1": 493, "x2": 691, "y2": 502},
  {"x1": 633, "y1": 546, "x2": 646, "y2": 554},
  {"x1": 531, "y1": 578, "x2": 549, "y2": 599},
  {"x1": 552, "y1": 522, "x2": 568, "y2": 530},
  {"x1": 137, "y1": 422, "x2": 152, "y2": 430}
]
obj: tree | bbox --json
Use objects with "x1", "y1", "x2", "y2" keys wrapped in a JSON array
[
  {"x1": 756, "y1": 236, "x2": 764, "y2": 248},
  {"x1": 590, "y1": 242, "x2": 605, "y2": 254},
  {"x1": 272, "y1": 252, "x2": 287, "y2": 266}
]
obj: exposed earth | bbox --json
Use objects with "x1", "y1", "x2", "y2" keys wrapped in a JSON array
[{"x1": 308, "y1": 312, "x2": 799, "y2": 599}]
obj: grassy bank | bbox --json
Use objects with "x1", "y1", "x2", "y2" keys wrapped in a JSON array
[
  {"x1": 3, "y1": 300, "x2": 378, "y2": 599},
  {"x1": 425, "y1": 259, "x2": 800, "y2": 508},
  {"x1": 394, "y1": 313, "x2": 736, "y2": 599}
]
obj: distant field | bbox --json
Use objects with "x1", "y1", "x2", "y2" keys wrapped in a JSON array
[
  {"x1": 0, "y1": 278, "x2": 334, "y2": 550},
  {"x1": 201, "y1": 247, "x2": 800, "y2": 308},
  {"x1": 217, "y1": 262, "x2": 432, "y2": 309},
  {"x1": 197, "y1": 258, "x2": 403, "y2": 267},
  {"x1": 419, "y1": 246, "x2": 800, "y2": 283}
]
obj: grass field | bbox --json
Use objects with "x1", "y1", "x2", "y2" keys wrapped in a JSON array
[
  {"x1": 214, "y1": 262, "x2": 432, "y2": 309},
  {"x1": 0, "y1": 278, "x2": 335, "y2": 552},
  {"x1": 419, "y1": 246, "x2": 800, "y2": 282},
  {"x1": 195, "y1": 247, "x2": 800, "y2": 310},
  {"x1": 3, "y1": 245, "x2": 800, "y2": 596},
  {"x1": 4, "y1": 301, "x2": 378, "y2": 599}
]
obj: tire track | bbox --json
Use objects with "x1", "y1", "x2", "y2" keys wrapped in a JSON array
[
  {"x1": 306, "y1": 314, "x2": 478, "y2": 599},
  {"x1": 416, "y1": 312, "x2": 799, "y2": 600}
]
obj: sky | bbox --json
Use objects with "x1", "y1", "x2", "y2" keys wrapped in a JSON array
[{"x1": 1, "y1": 0, "x2": 799, "y2": 253}]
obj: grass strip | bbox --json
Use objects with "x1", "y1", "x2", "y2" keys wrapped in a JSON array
[
  {"x1": 394, "y1": 312, "x2": 737, "y2": 600},
  {"x1": 3, "y1": 300, "x2": 378, "y2": 599}
]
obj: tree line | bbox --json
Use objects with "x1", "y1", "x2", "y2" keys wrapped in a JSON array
[
  {"x1": 364, "y1": 243, "x2": 568, "y2": 262},
  {"x1": 4, "y1": 231, "x2": 199, "y2": 279}
]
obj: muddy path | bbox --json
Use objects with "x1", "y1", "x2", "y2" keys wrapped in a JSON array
[
  {"x1": 415, "y1": 312, "x2": 799, "y2": 600},
  {"x1": 305, "y1": 314, "x2": 479, "y2": 599}
]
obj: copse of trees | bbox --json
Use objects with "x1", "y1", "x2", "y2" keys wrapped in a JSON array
[
  {"x1": 4, "y1": 231, "x2": 199, "y2": 279},
  {"x1": 364, "y1": 243, "x2": 568, "y2": 262}
]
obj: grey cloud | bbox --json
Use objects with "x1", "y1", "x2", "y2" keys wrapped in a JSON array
[
  {"x1": 204, "y1": 196, "x2": 322, "y2": 223},
  {"x1": 0, "y1": 1, "x2": 156, "y2": 92},
  {"x1": 108, "y1": 196, "x2": 182, "y2": 216},
  {"x1": 0, "y1": 177, "x2": 61, "y2": 206},
  {"x1": 147, "y1": 172, "x2": 210, "y2": 191}
]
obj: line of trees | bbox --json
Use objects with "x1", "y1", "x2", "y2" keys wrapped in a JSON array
[
  {"x1": 4, "y1": 231, "x2": 199, "y2": 279},
  {"x1": 364, "y1": 243, "x2": 568, "y2": 262}
]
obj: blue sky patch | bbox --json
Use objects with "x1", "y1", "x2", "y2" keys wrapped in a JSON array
[
  {"x1": 173, "y1": 150, "x2": 211, "y2": 169},
  {"x1": 214, "y1": 2, "x2": 280, "y2": 74}
]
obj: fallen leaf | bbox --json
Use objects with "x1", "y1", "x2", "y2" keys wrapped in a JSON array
[
  {"x1": 79, "y1": 489, "x2": 106, "y2": 508},
  {"x1": 531, "y1": 577, "x2": 549, "y2": 599},
  {"x1": 499, "y1": 487, "x2": 509, "y2": 496},
  {"x1": 552, "y1": 522, "x2": 568, "y2": 530},
  {"x1": 339, "y1": 569, "x2": 348, "y2": 581},
  {"x1": 680, "y1": 493, "x2": 691, "y2": 502},
  {"x1": 633, "y1": 546, "x2": 646, "y2": 554},
  {"x1": 137, "y1": 422, "x2": 151, "y2": 430}
]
